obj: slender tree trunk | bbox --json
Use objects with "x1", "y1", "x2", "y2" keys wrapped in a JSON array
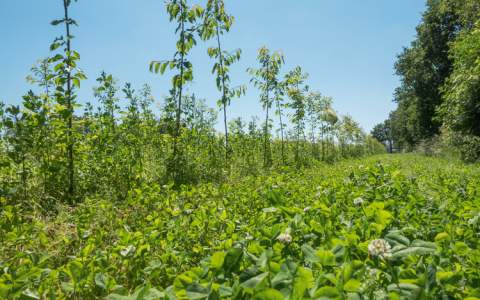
[
  {"x1": 264, "y1": 102, "x2": 270, "y2": 168},
  {"x1": 275, "y1": 94, "x2": 285, "y2": 165},
  {"x1": 215, "y1": 22, "x2": 230, "y2": 166},
  {"x1": 173, "y1": 3, "x2": 186, "y2": 183},
  {"x1": 63, "y1": 0, "x2": 74, "y2": 202},
  {"x1": 41, "y1": 81, "x2": 49, "y2": 195},
  {"x1": 296, "y1": 126, "x2": 301, "y2": 167},
  {"x1": 22, "y1": 154, "x2": 27, "y2": 201},
  {"x1": 321, "y1": 125, "x2": 325, "y2": 161},
  {"x1": 263, "y1": 63, "x2": 271, "y2": 168}
]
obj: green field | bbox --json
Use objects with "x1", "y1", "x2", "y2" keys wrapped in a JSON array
[
  {"x1": 1, "y1": 154, "x2": 479, "y2": 299},
  {"x1": 2, "y1": 0, "x2": 480, "y2": 299}
]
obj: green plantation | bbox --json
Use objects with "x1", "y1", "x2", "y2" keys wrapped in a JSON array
[
  {"x1": 1, "y1": 155, "x2": 479, "y2": 299},
  {"x1": 2, "y1": 0, "x2": 480, "y2": 299}
]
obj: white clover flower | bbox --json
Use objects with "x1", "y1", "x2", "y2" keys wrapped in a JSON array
[
  {"x1": 373, "y1": 289, "x2": 388, "y2": 299},
  {"x1": 468, "y1": 215, "x2": 479, "y2": 225},
  {"x1": 277, "y1": 228, "x2": 293, "y2": 244},
  {"x1": 368, "y1": 239, "x2": 392, "y2": 259},
  {"x1": 353, "y1": 197, "x2": 365, "y2": 206},
  {"x1": 303, "y1": 206, "x2": 312, "y2": 212},
  {"x1": 277, "y1": 233, "x2": 292, "y2": 244},
  {"x1": 366, "y1": 266, "x2": 379, "y2": 277},
  {"x1": 120, "y1": 245, "x2": 136, "y2": 257}
]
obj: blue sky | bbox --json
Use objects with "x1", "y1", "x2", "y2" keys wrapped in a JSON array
[{"x1": 0, "y1": 0, "x2": 425, "y2": 132}]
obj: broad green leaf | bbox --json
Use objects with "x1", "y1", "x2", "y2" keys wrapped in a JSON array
[
  {"x1": 253, "y1": 289, "x2": 284, "y2": 300},
  {"x1": 314, "y1": 286, "x2": 340, "y2": 299},
  {"x1": 343, "y1": 279, "x2": 361, "y2": 293},
  {"x1": 241, "y1": 272, "x2": 269, "y2": 289},
  {"x1": 210, "y1": 252, "x2": 225, "y2": 269}
]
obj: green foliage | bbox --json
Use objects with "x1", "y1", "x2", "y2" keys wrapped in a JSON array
[
  {"x1": 285, "y1": 66, "x2": 309, "y2": 167},
  {"x1": 150, "y1": 0, "x2": 205, "y2": 185},
  {"x1": 249, "y1": 47, "x2": 285, "y2": 168},
  {"x1": 1, "y1": 155, "x2": 479, "y2": 299},
  {"x1": 371, "y1": 120, "x2": 393, "y2": 153},
  {"x1": 200, "y1": 0, "x2": 245, "y2": 165},
  {"x1": 0, "y1": 2, "x2": 391, "y2": 298},
  {"x1": 384, "y1": 0, "x2": 480, "y2": 157},
  {"x1": 438, "y1": 21, "x2": 480, "y2": 149}
]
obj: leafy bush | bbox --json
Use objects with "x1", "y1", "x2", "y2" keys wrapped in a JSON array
[{"x1": 458, "y1": 135, "x2": 480, "y2": 163}]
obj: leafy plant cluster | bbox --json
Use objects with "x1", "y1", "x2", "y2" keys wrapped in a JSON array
[
  {"x1": 0, "y1": 0, "x2": 385, "y2": 205},
  {"x1": 0, "y1": 155, "x2": 479, "y2": 299}
]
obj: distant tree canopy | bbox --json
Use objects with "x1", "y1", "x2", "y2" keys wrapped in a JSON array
[
  {"x1": 373, "y1": 0, "x2": 480, "y2": 160},
  {"x1": 371, "y1": 120, "x2": 393, "y2": 153}
]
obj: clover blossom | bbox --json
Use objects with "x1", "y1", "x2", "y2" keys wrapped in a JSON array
[
  {"x1": 368, "y1": 239, "x2": 392, "y2": 259},
  {"x1": 277, "y1": 228, "x2": 292, "y2": 244},
  {"x1": 353, "y1": 197, "x2": 364, "y2": 206}
]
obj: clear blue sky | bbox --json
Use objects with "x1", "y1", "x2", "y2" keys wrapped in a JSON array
[{"x1": 0, "y1": 0, "x2": 425, "y2": 132}]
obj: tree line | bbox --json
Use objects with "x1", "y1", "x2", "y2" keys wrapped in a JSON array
[
  {"x1": 0, "y1": 0, "x2": 385, "y2": 206},
  {"x1": 372, "y1": 0, "x2": 480, "y2": 162}
]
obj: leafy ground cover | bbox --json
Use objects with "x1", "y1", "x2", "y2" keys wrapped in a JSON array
[{"x1": 1, "y1": 154, "x2": 479, "y2": 299}]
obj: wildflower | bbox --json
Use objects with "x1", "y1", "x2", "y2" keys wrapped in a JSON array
[
  {"x1": 373, "y1": 290, "x2": 387, "y2": 299},
  {"x1": 245, "y1": 233, "x2": 254, "y2": 241},
  {"x1": 368, "y1": 239, "x2": 392, "y2": 259},
  {"x1": 120, "y1": 245, "x2": 136, "y2": 257},
  {"x1": 353, "y1": 197, "x2": 364, "y2": 206},
  {"x1": 303, "y1": 206, "x2": 311, "y2": 212},
  {"x1": 468, "y1": 215, "x2": 478, "y2": 225},
  {"x1": 277, "y1": 228, "x2": 292, "y2": 244},
  {"x1": 366, "y1": 266, "x2": 379, "y2": 277},
  {"x1": 81, "y1": 230, "x2": 91, "y2": 239}
]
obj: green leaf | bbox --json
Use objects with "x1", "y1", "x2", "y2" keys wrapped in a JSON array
[
  {"x1": 317, "y1": 250, "x2": 336, "y2": 266},
  {"x1": 210, "y1": 252, "x2": 225, "y2": 269},
  {"x1": 343, "y1": 279, "x2": 361, "y2": 292},
  {"x1": 95, "y1": 273, "x2": 107, "y2": 290},
  {"x1": 223, "y1": 247, "x2": 243, "y2": 274},
  {"x1": 391, "y1": 240, "x2": 436, "y2": 259},
  {"x1": 387, "y1": 283, "x2": 421, "y2": 299},
  {"x1": 301, "y1": 244, "x2": 320, "y2": 263},
  {"x1": 51, "y1": 19, "x2": 64, "y2": 26},
  {"x1": 185, "y1": 283, "x2": 210, "y2": 300},
  {"x1": 107, "y1": 286, "x2": 164, "y2": 300},
  {"x1": 241, "y1": 272, "x2": 269, "y2": 289},
  {"x1": 314, "y1": 286, "x2": 340, "y2": 298},
  {"x1": 434, "y1": 232, "x2": 449, "y2": 242},
  {"x1": 72, "y1": 78, "x2": 81, "y2": 89},
  {"x1": 385, "y1": 232, "x2": 410, "y2": 246},
  {"x1": 253, "y1": 289, "x2": 285, "y2": 300},
  {"x1": 262, "y1": 207, "x2": 278, "y2": 213},
  {"x1": 160, "y1": 62, "x2": 168, "y2": 74},
  {"x1": 292, "y1": 267, "x2": 314, "y2": 299}
]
